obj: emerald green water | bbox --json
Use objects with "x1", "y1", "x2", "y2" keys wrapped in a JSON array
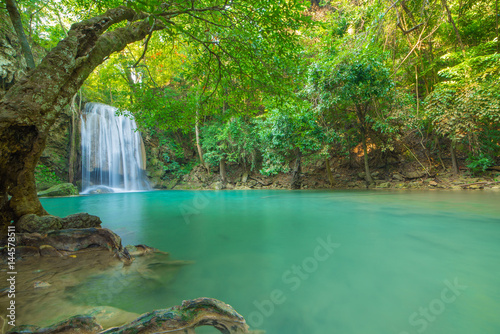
[{"x1": 41, "y1": 190, "x2": 500, "y2": 334}]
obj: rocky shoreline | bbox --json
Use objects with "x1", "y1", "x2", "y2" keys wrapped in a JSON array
[{"x1": 152, "y1": 163, "x2": 500, "y2": 192}]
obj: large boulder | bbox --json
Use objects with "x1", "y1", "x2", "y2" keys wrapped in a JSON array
[
  {"x1": 38, "y1": 183, "x2": 79, "y2": 197},
  {"x1": 213, "y1": 181, "x2": 226, "y2": 190},
  {"x1": 36, "y1": 179, "x2": 61, "y2": 192},
  {"x1": 403, "y1": 170, "x2": 427, "y2": 179}
]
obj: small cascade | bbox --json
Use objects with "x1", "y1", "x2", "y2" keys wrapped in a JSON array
[{"x1": 81, "y1": 102, "x2": 151, "y2": 194}]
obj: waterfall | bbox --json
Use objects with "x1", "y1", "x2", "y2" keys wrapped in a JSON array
[{"x1": 81, "y1": 102, "x2": 151, "y2": 194}]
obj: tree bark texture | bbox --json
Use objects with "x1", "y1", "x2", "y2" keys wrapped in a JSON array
[
  {"x1": 450, "y1": 141, "x2": 459, "y2": 175},
  {"x1": 290, "y1": 148, "x2": 302, "y2": 189},
  {"x1": 0, "y1": 6, "x2": 161, "y2": 225},
  {"x1": 325, "y1": 158, "x2": 334, "y2": 187},
  {"x1": 220, "y1": 157, "x2": 227, "y2": 184}
]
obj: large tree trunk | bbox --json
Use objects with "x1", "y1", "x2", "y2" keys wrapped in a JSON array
[
  {"x1": 0, "y1": 6, "x2": 161, "y2": 226},
  {"x1": 220, "y1": 157, "x2": 227, "y2": 185},
  {"x1": 450, "y1": 141, "x2": 459, "y2": 175},
  {"x1": 325, "y1": 158, "x2": 334, "y2": 187}
]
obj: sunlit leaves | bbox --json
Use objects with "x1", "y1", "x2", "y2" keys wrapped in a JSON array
[
  {"x1": 257, "y1": 105, "x2": 328, "y2": 175},
  {"x1": 424, "y1": 50, "x2": 500, "y2": 157},
  {"x1": 201, "y1": 117, "x2": 259, "y2": 170}
]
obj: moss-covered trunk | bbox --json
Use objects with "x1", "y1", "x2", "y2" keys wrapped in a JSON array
[{"x1": 325, "y1": 157, "x2": 334, "y2": 187}]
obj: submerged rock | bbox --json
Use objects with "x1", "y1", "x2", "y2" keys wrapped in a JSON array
[
  {"x1": 37, "y1": 183, "x2": 79, "y2": 197},
  {"x1": 125, "y1": 244, "x2": 160, "y2": 257},
  {"x1": 87, "y1": 186, "x2": 115, "y2": 194}
]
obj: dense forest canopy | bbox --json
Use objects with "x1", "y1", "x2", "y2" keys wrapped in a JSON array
[
  {"x1": 0, "y1": 0, "x2": 499, "y2": 224},
  {"x1": 77, "y1": 0, "x2": 499, "y2": 183}
]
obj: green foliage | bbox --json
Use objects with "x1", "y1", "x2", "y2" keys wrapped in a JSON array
[
  {"x1": 466, "y1": 154, "x2": 495, "y2": 175},
  {"x1": 131, "y1": 85, "x2": 199, "y2": 133},
  {"x1": 306, "y1": 41, "x2": 401, "y2": 159},
  {"x1": 201, "y1": 117, "x2": 259, "y2": 170},
  {"x1": 163, "y1": 160, "x2": 195, "y2": 178},
  {"x1": 35, "y1": 164, "x2": 62, "y2": 185},
  {"x1": 308, "y1": 49, "x2": 393, "y2": 112},
  {"x1": 424, "y1": 49, "x2": 500, "y2": 152},
  {"x1": 11, "y1": 0, "x2": 500, "y2": 180},
  {"x1": 74, "y1": 0, "x2": 309, "y2": 135},
  {"x1": 257, "y1": 105, "x2": 328, "y2": 175}
]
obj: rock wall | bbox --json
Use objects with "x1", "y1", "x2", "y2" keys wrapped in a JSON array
[{"x1": 39, "y1": 102, "x2": 81, "y2": 183}]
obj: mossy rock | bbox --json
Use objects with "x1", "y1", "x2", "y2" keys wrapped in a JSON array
[
  {"x1": 38, "y1": 183, "x2": 79, "y2": 197},
  {"x1": 36, "y1": 179, "x2": 61, "y2": 192}
]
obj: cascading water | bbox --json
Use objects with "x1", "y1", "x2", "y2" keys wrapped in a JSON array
[{"x1": 81, "y1": 102, "x2": 151, "y2": 194}]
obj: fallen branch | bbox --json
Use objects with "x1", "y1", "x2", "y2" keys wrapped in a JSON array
[{"x1": 248, "y1": 176, "x2": 273, "y2": 186}]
